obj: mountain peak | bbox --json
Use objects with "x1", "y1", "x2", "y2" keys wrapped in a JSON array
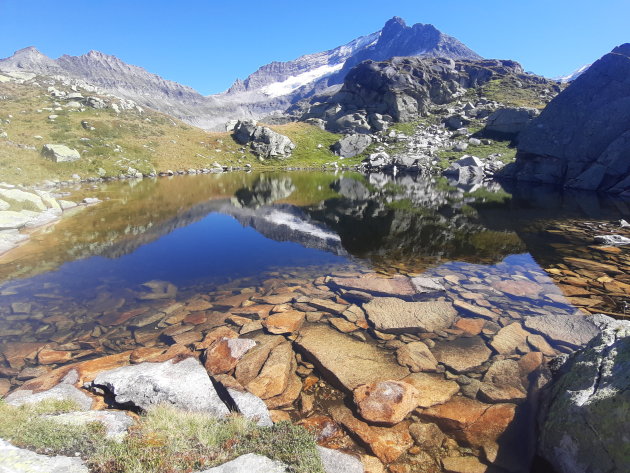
[
  {"x1": 13, "y1": 46, "x2": 42, "y2": 56},
  {"x1": 385, "y1": 16, "x2": 407, "y2": 28}
]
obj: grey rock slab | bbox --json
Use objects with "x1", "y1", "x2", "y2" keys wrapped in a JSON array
[
  {"x1": 5, "y1": 383, "x2": 93, "y2": 410},
  {"x1": 0, "y1": 438, "x2": 88, "y2": 473},
  {"x1": 226, "y1": 388, "x2": 273, "y2": 427},
  {"x1": 41, "y1": 144, "x2": 80, "y2": 162},
  {"x1": 318, "y1": 446, "x2": 364, "y2": 473},
  {"x1": 0, "y1": 211, "x2": 34, "y2": 230},
  {"x1": 523, "y1": 314, "x2": 599, "y2": 349},
  {"x1": 92, "y1": 357, "x2": 229, "y2": 416},
  {"x1": 45, "y1": 410, "x2": 133, "y2": 441},
  {"x1": 331, "y1": 134, "x2": 372, "y2": 158},
  {"x1": 363, "y1": 297, "x2": 456, "y2": 333},
  {"x1": 0, "y1": 188, "x2": 46, "y2": 211},
  {"x1": 197, "y1": 453, "x2": 288, "y2": 472},
  {"x1": 538, "y1": 315, "x2": 630, "y2": 473},
  {"x1": 0, "y1": 229, "x2": 28, "y2": 255}
]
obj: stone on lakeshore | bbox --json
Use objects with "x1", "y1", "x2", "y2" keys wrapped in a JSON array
[
  {"x1": 538, "y1": 315, "x2": 630, "y2": 473},
  {"x1": 329, "y1": 275, "x2": 444, "y2": 299},
  {"x1": 454, "y1": 318, "x2": 486, "y2": 335},
  {"x1": 92, "y1": 358, "x2": 229, "y2": 416},
  {"x1": 246, "y1": 342, "x2": 294, "y2": 399},
  {"x1": 442, "y1": 456, "x2": 488, "y2": 473},
  {"x1": 478, "y1": 359, "x2": 527, "y2": 404},
  {"x1": 298, "y1": 415, "x2": 344, "y2": 447},
  {"x1": 330, "y1": 317, "x2": 358, "y2": 333},
  {"x1": 262, "y1": 310, "x2": 305, "y2": 334},
  {"x1": 0, "y1": 210, "x2": 36, "y2": 230},
  {"x1": 490, "y1": 322, "x2": 530, "y2": 355},
  {"x1": 0, "y1": 188, "x2": 46, "y2": 211},
  {"x1": 37, "y1": 347, "x2": 73, "y2": 364},
  {"x1": 523, "y1": 313, "x2": 599, "y2": 349},
  {"x1": 330, "y1": 404, "x2": 413, "y2": 464},
  {"x1": 491, "y1": 279, "x2": 543, "y2": 298},
  {"x1": 234, "y1": 335, "x2": 283, "y2": 386},
  {"x1": 264, "y1": 367, "x2": 303, "y2": 409},
  {"x1": 331, "y1": 134, "x2": 372, "y2": 158},
  {"x1": 295, "y1": 325, "x2": 409, "y2": 392},
  {"x1": 0, "y1": 438, "x2": 88, "y2": 473},
  {"x1": 226, "y1": 387, "x2": 273, "y2": 427},
  {"x1": 0, "y1": 379, "x2": 10, "y2": 396},
  {"x1": 196, "y1": 326, "x2": 239, "y2": 350},
  {"x1": 593, "y1": 234, "x2": 630, "y2": 246},
  {"x1": 318, "y1": 446, "x2": 364, "y2": 473},
  {"x1": 46, "y1": 410, "x2": 133, "y2": 441},
  {"x1": 420, "y1": 396, "x2": 516, "y2": 449},
  {"x1": 198, "y1": 453, "x2": 288, "y2": 472},
  {"x1": 453, "y1": 300, "x2": 497, "y2": 320},
  {"x1": 363, "y1": 298, "x2": 457, "y2": 333},
  {"x1": 563, "y1": 257, "x2": 622, "y2": 274},
  {"x1": 5, "y1": 383, "x2": 93, "y2": 410},
  {"x1": 307, "y1": 298, "x2": 348, "y2": 315},
  {"x1": 41, "y1": 143, "x2": 81, "y2": 162},
  {"x1": 396, "y1": 341, "x2": 438, "y2": 372},
  {"x1": 354, "y1": 380, "x2": 419, "y2": 425},
  {"x1": 0, "y1": 342, "x2": 44, "y2": 369},
  {"x1": 432, "y1": 336, "x2": 491, "y2": 373},
  {"x1": 409, "y1": 422, "x2": 446, "y2": 449},
  {"x1": 204, "y1": 337, "x2": 256, "y2": 374},
  {"x1": 402, "y1": 373, "x2": 459, "y2": 408}
]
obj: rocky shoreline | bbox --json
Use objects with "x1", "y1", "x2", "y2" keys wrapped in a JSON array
[{"x1": 2, "y1": 254, "x2": 628, "y2": 472}]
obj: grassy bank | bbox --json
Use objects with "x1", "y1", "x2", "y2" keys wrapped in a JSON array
[
  {"x1": 0, "y1": 76, "x2": 352, "y2": 187},
  {"x1": 0, "y1": 400, "x2": 324, "y2": 473}
]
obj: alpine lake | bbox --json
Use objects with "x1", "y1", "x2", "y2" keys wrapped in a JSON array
[{"x1": 1, "y1": 170, "x2": 629, "y2": 473}]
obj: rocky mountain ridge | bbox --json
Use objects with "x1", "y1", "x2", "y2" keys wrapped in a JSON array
[{"x1": 0, "y1": 17, "x2": 481, "y2": 130}]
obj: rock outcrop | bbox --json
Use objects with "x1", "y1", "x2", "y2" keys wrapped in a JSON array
[
  {"x1": 484, "y1": 107, "x2": 539, "y2": 137},
  {"x1": 538, "y1": 315, "x2": 630, "y2": 473},
  {"x1": 232, "y1": 120, "x2": 295, "y2": 159},
  {"x1": 293, "y1": 56, "x2": 542, "y2": 133},
  {"x1": 507, "y1": 44, "x2": 630, "y2": 194},
  {"x1": 41, "y1": 144, "x2": 81, "y2": 162}
]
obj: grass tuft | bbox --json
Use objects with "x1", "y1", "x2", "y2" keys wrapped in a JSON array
[{"x1": 0, "y1": 401, "x2": 324, "y2": 473}]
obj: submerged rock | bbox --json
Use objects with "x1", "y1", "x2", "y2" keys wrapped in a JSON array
[
  {"x1": 295, "y1": 325, "x2": 409, "y2": 391},
  {"x1": 538, "y1": 315, "x2": 630, "y2": 473},
  {"x1": 363, "y1": 298, "x2": 457, "y2": 333}
]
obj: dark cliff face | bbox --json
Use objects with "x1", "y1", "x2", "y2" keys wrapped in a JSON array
[
  {"x1": 507, "y1": 43, "x2": 630, "y2": 194},
  {"x1": 295, "y1": 56, "x2": 530, "y2": 124}
]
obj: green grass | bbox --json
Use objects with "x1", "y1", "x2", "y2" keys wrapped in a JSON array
[
  {"x1": 478, "y1": 77, "x2": 558, "y2": 109},
  {"x1": 0, "y1": 399, "x2": 105, "y2": 457},
  {"x1": 0, "y1": 401, "x2": 324, "y2": 473},
  {"x1": 0, "y1": 78, "x2": 346, "y2": 186}
]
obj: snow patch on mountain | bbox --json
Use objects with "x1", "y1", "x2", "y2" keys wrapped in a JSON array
[
  {"x1": 557, "y1": 64, "x2": 591, "y2": 83},
  {"x1": 261, "y1": 63, "x2": 344, "y2": 98}
]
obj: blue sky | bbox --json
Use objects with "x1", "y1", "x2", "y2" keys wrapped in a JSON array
[{"x1": 0, "y1": 0, "x2": 627, "y2": 94}]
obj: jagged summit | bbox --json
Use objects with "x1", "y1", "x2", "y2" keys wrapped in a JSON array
[{"x1": 225, "y1": 16, "x2": 481, "y2": 99}]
